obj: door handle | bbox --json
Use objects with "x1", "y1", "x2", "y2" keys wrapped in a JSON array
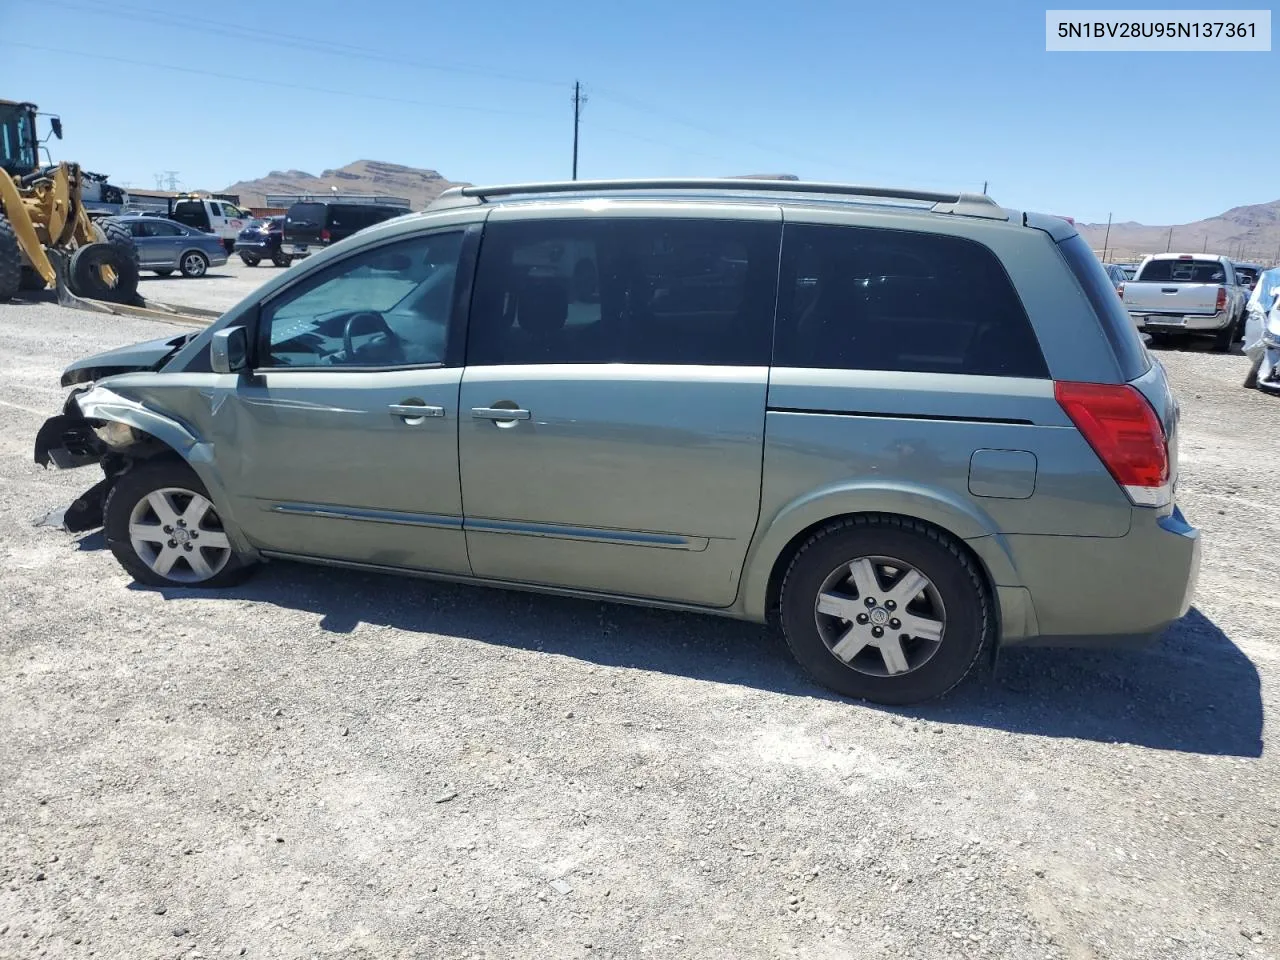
[
  {"x1": 388, "y1": 403, "x2": 445, "y2": 419},
  {"x1": 472, "y1": 406, "x2": 531, "y2": 421}
]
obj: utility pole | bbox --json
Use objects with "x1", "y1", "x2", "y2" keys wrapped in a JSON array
[
  {"x1": 1102, "y1": 212, "x2": 1112, "y2": 262},
  {"x1": 1202, "y1": 235, "x2": 1208, "y2": 252},
  {"x1": 982, "y1": 180, "x2": 988, "y2": 194},
  {"x1": 1166, "y1": 226, "x2": 1174, "y2": 252},
  {"x1": 571, "y1": 81, "x2": 587, "y2": 181}
]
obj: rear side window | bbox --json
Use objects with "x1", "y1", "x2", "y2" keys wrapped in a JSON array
[
  {"x1": 467, "y1": 218, "x2": 779, "y2": 366},
  {"x1": 1058, "y1": 234, "x2": 1150, "y2": 381},
  {"x1": 1136, "y1": 258, "x2": 1225, "y2": 283},
  {"x1": 773, "y1": 224, "x2": 1047, "y2": 378},
  {"x1": 286, "y1": 203, "x2": 326, "y2": 229}
]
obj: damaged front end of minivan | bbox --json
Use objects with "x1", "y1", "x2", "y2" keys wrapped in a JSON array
[{"x1": 33, "y1": 333, "x2": 199, "y2": 532}]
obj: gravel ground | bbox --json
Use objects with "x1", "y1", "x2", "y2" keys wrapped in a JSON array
[
  {"x1": 136, "y1": 255, "x2": 289, "y2": 313},
  {"x1": 0, "y1": 294, "x2": 1276, "y2": 960}
]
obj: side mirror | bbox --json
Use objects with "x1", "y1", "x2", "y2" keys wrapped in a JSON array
[
  {"x1": 50, "y1": 117, "x2": 63, "y2": 139},
  {"x1": 210, "y1": 326, "x2": 248, "y2": 374}
]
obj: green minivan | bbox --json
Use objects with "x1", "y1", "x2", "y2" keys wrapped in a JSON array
[{"x1": 34, "y1": 179, "x2": 1200, "y2": 704}]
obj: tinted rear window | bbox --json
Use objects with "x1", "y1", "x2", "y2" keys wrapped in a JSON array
[
  {"x1": 773, "y1": 223, "x2": 1047, "y2": 378},
  {"x1": 1058, "y1": 234, "x2": 1150, "y2": 381},
  {"x1": 286, "y1": 203, "x2": 326, "y2": 227},
  {"x1": 468, "y1": 217, "x2": 778, "y2": 366},
  {"x1": 1137, "y1": 258, "x2": 1226, "y2": 283}
]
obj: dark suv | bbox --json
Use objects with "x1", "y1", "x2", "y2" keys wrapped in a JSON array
[
  {"x1": 282, "y1": 201, "x2": 406, "y2": 259},
  {"x1": 236, "y1": 217, "x2": 287, "y2": 268}
]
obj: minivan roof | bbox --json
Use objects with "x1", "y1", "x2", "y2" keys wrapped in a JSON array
[{"x1": 433, "y1": 177, "x2": 1009, "y2": 221}]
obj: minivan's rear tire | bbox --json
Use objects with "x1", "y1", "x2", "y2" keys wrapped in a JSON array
[
  {"x1": 779, "y1": 516, "x2": 990, "y2": 704},
  {"x1": 180, "y1": 251, "x2": 209, "y2": 278}
]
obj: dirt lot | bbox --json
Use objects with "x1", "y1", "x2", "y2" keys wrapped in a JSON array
[{"x1": 0, "y1": 277, "x2": 1276, "y2": 960}]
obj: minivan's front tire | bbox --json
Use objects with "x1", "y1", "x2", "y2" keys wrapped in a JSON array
[
  {"x1": 779, "y1": 516, "x2": 990, "y2": 705},
  {"x1": 104, "y1": 460, "x2": 251, "y2": 588}
]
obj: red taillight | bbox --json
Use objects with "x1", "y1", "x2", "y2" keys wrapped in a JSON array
[
  {"x1": 321, "y1": 228, "x2": 331, "y2": 243},
  {"x1": 1117, "y1": 281, "x2": 1125, "y2": 300},
  {"x1": 1215, "y1": 287, "x2": 1227, "y2": 311},
  {"x1": 1055, "y1": 381, "x2": 1170, "y2": 507}
]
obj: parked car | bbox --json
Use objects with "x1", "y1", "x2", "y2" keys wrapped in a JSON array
[
  {"x1": 114, "y1": 215, "x2": 228, "y2": 278},
  {"x1": 1242, "y1": 266, "x2": 1280, "y2": 391},
  {"x1": 168, "y1": 196, "x2": 253, "y2": 254},
  {"x1": 1102, "y1": 263, "x2": 1128, "y2": 289},
  {"x1": 236, "y1": 217, "x2": 288, "y2": 267},
  {"x1": 282, "y1": 200, "x2": 406, "y2": 260},
  {"x1": 1120, "y1": 264, "x2": 1138, "y2": 280},
  {"x1": 34, "y1": 178, "x2": 1199, "y2": 705},
  {"x1": 1119, "y1": 253, "x2": 1246, "y2": 351}
]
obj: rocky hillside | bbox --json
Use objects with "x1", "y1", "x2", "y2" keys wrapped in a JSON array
[
  {"x1": 221, "y1": 160, "x2": 466, "y2": 210},
  {"x1": 1077, "y1": 198, "x2": 1280, "y2": 262}
]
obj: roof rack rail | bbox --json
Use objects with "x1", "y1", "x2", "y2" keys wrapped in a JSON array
[{"x1": 434, "y1": 178, "x2": 1007, "y2": 220}]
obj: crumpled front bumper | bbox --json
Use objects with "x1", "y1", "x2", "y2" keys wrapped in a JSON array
[
  {"x1": 33, "y1": 389, "x2": 100, "y2": 469},
  {"x1": 33, "y1": 389, "x2": 116, "y2": 532}
]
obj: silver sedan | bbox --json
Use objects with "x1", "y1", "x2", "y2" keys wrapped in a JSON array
[{"x1": 114, "y1": 216, "x2": 229, "y2": 278}]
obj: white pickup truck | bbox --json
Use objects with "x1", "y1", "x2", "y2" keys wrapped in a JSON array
[{"x1": 1120, "y1": 253, "x2": 1246, "y2": 352}]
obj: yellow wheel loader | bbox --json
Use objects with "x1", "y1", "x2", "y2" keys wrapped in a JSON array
[{"x1": 0, "y1": 99, "x2": 140, "y2": 305}]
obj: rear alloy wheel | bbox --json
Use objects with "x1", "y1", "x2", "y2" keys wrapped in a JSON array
[
  {"x1": 780, "y1": 517, "x2": 990, "y2": 704},
  {"x1": 180, "y1": 251, "x2": 209, "y2": 278},
  {"x1": 104, "y1": 460, "x2": 251, "y2": 588}
]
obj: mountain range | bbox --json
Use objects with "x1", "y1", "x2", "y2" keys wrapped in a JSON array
[
  {"x1": 1077, "y1": 198, "x2": 1280, "y2": 263},
  {"x1": 221, "y1": 160, "x2": 466, "y2": 210}
]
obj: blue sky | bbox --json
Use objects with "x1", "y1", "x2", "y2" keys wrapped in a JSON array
[{"x1": 3, "y1": 0, "x2": 1276, "y2": 224}]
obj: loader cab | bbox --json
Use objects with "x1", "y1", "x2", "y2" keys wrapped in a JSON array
[{"x1": 0, "y1": 100, "x2": 40, "y2": 178}]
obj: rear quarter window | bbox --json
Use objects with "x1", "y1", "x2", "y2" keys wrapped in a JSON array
[
  {"x1": 773, "y1": 223, "x2": 1048, "y2": 378},
  {"x1": 1058, "y1": 234, "x2": 1150, "y2": 381}
]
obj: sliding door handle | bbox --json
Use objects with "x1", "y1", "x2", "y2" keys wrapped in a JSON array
[{"x1": 472, "y1": 406, "x2": 531, "y2": 421}]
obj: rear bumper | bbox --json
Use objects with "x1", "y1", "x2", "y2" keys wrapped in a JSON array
[
  {"x1": 1130, "y1": 309, "x2": 1232, "y2": 333},
  {"x1": 999, "y1": 505, "x2": 1201, "y2": 648}
]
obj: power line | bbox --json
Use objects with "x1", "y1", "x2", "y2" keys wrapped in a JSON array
[
  {"x1": 1, "y1": 42, "x2": 547, "y2": 120},
  {"x1": 31, "y1": 0, "x2": 567, "y2": 90}
]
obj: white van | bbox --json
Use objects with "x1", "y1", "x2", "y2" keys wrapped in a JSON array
[{"x1": 168, "y1": 197, "x2": 253, "y2": 253}]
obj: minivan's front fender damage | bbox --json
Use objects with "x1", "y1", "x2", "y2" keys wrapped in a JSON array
[
  {"x1": 737, "y1": 480, "x2": 1029, "y2": 624},
  {"x1": 34, "y1": 386, "x2": 253, "y2": 552}
]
